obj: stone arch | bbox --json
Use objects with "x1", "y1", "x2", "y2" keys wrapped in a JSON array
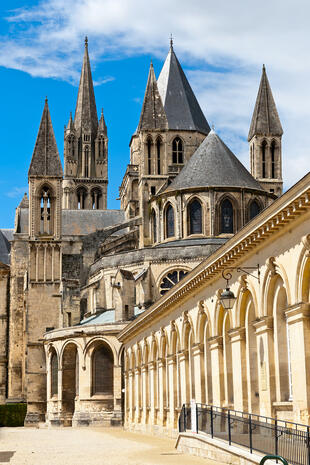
[
  {"x1": 186, "y1": 196, "x2": 203, "y2": 236},
  {"x1": 247, "y1": 197, "x2": 263, "y2": 222},
  {"x1": 76, "y1": 185, "x2": 88, "y2": 210},
  {"x1": 61, "y1": 342, "x2": 79, "y2": 421},
  {"x1": 90, "y1": 187, "x2": 102, "y2": 210},
  {"x1": 296, "y1": 236, "x2": 310, "y2": 302},
  {"x1": 196, "y1": 302, "x2": 212, "y2": 344},
  {"x1": 263, "y1": 262, "x2": 291, "y2": 317},
  {"x1": 59, "y1": 339, "x2": 83, "y2": 368},
  {"x1": 83, "y1": 336, "x2": 117, "y2": 368},
  {"x1": 164, "y1": 202, "x2": 175, "y2": 239},
  {"x1": 157, "y1": 267, "x2": 190, "y2": 297},
  {"x1": 216, "y1": 193, "x2": 239, "y2": 235},
  {"x1": 49, "y1": 346, "x2": 58, "y2": 398},
  {"x1": 172, "y1": 135, "x2": 184, "y2": 164}
]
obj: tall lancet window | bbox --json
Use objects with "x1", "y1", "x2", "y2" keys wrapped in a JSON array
[
  {"x1": 156, "y1": 138, "x2": 161, "y2": 174},
  {"x1": 151, "y1": 209, "x2": 157, "y2": 243},
  {"x1": 188, "y1": 199, "x2": 202, "y2": 235},
  {"x1": 147, "y1": 137, "x2": 152, "y2": 175},
  {"x1": 98, "y1": 136, "x2": 105, "y2": 158},
  {"x1": 221, "y1": 199, "x2": 234, "y2": 233},
  {"x1": 85, "y1": 145, "x2": 89, "y2": 177},
  {"x1": 51, "y1": 351, "x2": 58, "y2": 397},
  {"x1": 271, "y1": 141, "x2": 276, "y2": 178},
  {"x1": 262, "y1": 140, "x2": 267, "y2": 178},
  {"x1": 165, "y1": 204, "x2": 175, "y2": 238},
  {"x1": 40, "y1": 186, "x2": 52, "y2": 234},
  {"x1": 172, "y1": 137, "x2": 183, "y2": 164},
  {"x1": 249, "y1": 200, "x2": 260, "y2": 220}
]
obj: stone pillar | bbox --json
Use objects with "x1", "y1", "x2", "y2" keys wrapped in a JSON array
[
  {"x1": 157, "y1": 358, "x2": 165, "y2": 426},
  {"x1": 141, "y1": 365, "x2": 148, "y2": 424},
  {"x1": 209, "y1": 336, "x2": 224, "y2": 406},
  {"x1": 128, "y1": 369, "x2": 134, "y2": 422},
  {"x1": 229, "y1": 327, "x2": 247, "y2": 411},
  {"x1": 134, "y1": 368, "x2": 141, "y2": 423},
  {"x1": 167, "y1": 355, "x2": 177, "y2": 429},
  {"x1": 124, "y1": 371, "x2": 129, "y2": 426},
  {"x1": 149, "y1": 362, "x2": 156, "y2": 425},
  {"x1": 178, "y1": 350, "x2": 190, "y2": 404},
  {"x1": 286, "y1": 304, "x2": 310, "y2": 424},
  {"x1": 253, "y1": 316, "x2": 274, "y2": 417},
  {"x1": 192, "y1": 344, "x2": 204, "y2": 404}
]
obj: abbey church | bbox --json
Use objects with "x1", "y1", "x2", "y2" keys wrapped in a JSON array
[{"x1": 2, "y1": 37, "x2": 308, "y2": 436}]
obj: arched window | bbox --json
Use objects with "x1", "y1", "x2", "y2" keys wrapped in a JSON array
[
  {"x1": 92, "y1": 345, "x2": 114, "y2": 395},
  {"x1": 151, "y1": 209, "x2": 157, "y2": 243},
  {"x1": 84, "y1": 145, "x2": 89, "y2": 177},
  {"x1": 165, "y1": 204, "x2": 175, "y2": 238},
  {"x1": 147, "y1": 137, "x2": 152, "y2": 175},
  {"x1": 51, "y1": 352, "x2": 58, "y2": 396},
  {"x1": 40, "y1": 186, "x2": 52, "y2": 234},
  {"x1": 221, "y1": 199, "x2": 234, "y2": 233},
  {"x1": 77, "y1": 187, "x2": 87, "y2": 209},
  {"x1": 98, "y1": 136, "x2": 105, "y2": 158},
  {"x1": 156, "y1": 138, "x2": 161, "y2": 175},
  {"x1": 249, "y1": 200, "x2": 261, "y2": 220},
  {"x1": 188, "y1": 199, "x2": 202, "y2": 235},
  {"x1": 271, "y1": 141, "x2": 276, "y2": 178},
  {"x1": 91, "y1": 189, "x2": 101, "y2": 209},
  {"x1": 262, "y1": 140, "x2": 267, "y2": 178},
  {"x1": 159, "y1": 269, "x2": 188, "y2": 295},
  {"x1": 172, "y1": 137, "x2": 183, "y2": 164}
]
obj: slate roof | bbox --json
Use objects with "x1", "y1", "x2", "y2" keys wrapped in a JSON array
[
  {"x1": 157, "y1": 44, "x2": 210, "y2": 134},
  {"x1": 28, "y1": 99, "x2": 63, "y2": 177},
  {"x1": 138, "y1": 62, "x2": 168, "y2": 131},
  {"x1": 62, "y1": 210, "x2": 125, "y2": 235},
  {"x1": 80, "y1": 310, "x2": 115, "y2": 325},
  {"x1": 248, "y1": 65, "x2": 283, "y2": 141},
  {"x1": 164, "y1": 130, "x2": 264, "y2": 192},
  {"x1": 0, "y1": 230, "x2": 11, "y2": 265},
  {"x1": 74, "y1": 37, "x2": 98, "y2": 134}
]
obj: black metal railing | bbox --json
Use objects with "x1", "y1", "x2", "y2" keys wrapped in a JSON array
[{"x1": 179, "y1": 403, "x2": 310, "y2": 465}]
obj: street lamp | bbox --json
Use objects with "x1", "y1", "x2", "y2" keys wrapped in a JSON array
[{"x1": 219, "y1": 265, "x2": 260, "y2": 310}]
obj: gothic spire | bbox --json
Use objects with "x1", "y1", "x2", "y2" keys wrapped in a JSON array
[
  {"x1": 66, "y1": 112, "x2": 74, "y2": 131},
  {"x1": 248, "y1": 65, "x2": 283, "y2": 141},
  {"x1": 28, "y1": 99, "x2": 63, "y2": 177},
  {"x1": 137, "y1": 62, "x2": 168, "y2": 131},
  {"x1": 74, "y1": 37, "x2": 98, "y2": 134},
  {"x1": 98, "y1": 108, "x2": 107, "y2": 134},
  {"x1": 157, "y1": 46, "x2": 210, "y2": 134}
]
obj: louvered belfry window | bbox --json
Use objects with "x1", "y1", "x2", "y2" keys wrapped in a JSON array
[
  {"x1": 51, "y1": 352, "x2": 58, "y2": 396},
  {"x1": 166, "y1": 204, "x2": 175, "y2": 238},
  {"x1": 189, "y1": 199, "x2": 202, "y2": 234},
  {"x1": 221, "y1": 199, "x2": 234, "y2": 233},
  {"x1": 92, "y1": 345, "x2": 114, "y2": 395}
]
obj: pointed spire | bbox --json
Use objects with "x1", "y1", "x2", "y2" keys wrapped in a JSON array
[
  {"x1": 66, "y1": 112, "x2": 74, "y2": 131},
  {"x1": 98, "y1": 108, "x2": 107, "y2": 133},
  {"x1": 137, "y1": 62, "x2": 168, "y2": 131},
  {"x1": 74, "y1": 38, "x2": 98, "y2": 134},
  {"x1": 18, "y1": 192, "x2": 29, "y2": 208},
  {"x1": 157, "y1": 46, "x2": 210, "y2": 135},
  {"x1": 28, "y1": 99, "x2": 63, "y2": 177},
  {"x1": 248, "y1": 65, "x2": 283, "y2": 141}
]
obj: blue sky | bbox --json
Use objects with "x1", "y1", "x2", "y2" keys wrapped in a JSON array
[{"x1": 0, "y1": 0, "x2": 310, "y2": 228}]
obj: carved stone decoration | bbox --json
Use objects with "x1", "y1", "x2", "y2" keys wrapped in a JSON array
[{"x1": 265, "y1": 256, "x2": 276, "y2": 276}]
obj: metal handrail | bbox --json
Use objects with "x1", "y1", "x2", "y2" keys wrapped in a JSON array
[{"x1": 260, "y1": 455, "x2": 288, "y2": 465}]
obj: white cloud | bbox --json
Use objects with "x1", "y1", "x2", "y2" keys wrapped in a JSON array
[
  {"x1": 6, "y1": 187, "x2": 28, "y2": 199},
  {"x1": 1, "y1": 0, "x2": 310, "y2": 189}
]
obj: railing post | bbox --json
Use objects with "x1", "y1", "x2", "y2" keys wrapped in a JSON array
[
  {"x1": 275, "y1": 419, "x2": 278, "y2": 457},
  {"x1": 228, "y1": 409, "x2": 231, "y2": 445},
  {"x1": 210, "y1": 406, "x2": 214, "y2": 438},
  {"x1": 307, "y1": 425, "x2": 310, "y2": 465},
  {"x1": 249, "y1": 414, "x2": 252, "y2": 454}
]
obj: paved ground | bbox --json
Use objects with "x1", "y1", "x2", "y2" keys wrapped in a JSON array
[{"x1": 0, "y1": 427, "x2": 222, "y2": 465}]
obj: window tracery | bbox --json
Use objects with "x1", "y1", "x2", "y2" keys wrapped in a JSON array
[
  {"x1": 165, "y1": 204, "x2": 175, "y2": 238},
  {"x1": 221, "y1": 198, "x2": 234, "y2": 233},
  {"x1": 159, "y1": 270, "x2": 188, "y2": 296},
  {"x1": 92, "y1": 345, "x2": 114, "y2": 395},
  {"x1": 172, "y1": 137, "x2": 183, "y2": 164},
  {"x1": 188, "y1": 199, "x2": 202, "y2": 235}
]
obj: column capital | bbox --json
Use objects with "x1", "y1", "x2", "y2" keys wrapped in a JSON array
[
  {"x1": 228, "y1": 326, "x2": 246, "y2": 342},
  {"x1": 166, "y1": 354, "x2": 176, "y2": 365},
  {"x1": 285, "y1": 303, "x2": 310, "y2": 324},
  {"x1": 253, "y1": 316, "x2": 273, "y2": 334},
  {"x1": 208, "y1": 335, "x2": 223, "y2": 350},
  {"x1": 191, "y1": 343, "x2": 204, "y2": 356}
]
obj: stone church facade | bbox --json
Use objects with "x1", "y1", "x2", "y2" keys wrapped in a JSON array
[{"x1": 0, "y1": 38, "x2": 288, "y2": 427}]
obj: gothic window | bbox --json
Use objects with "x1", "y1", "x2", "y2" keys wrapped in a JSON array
[
  {"x1": 51, "y1": 352, "x2": 58, "y2": 396},
  {"x1": 67, "y1": 135, "x2": 75, "y2": 158},
  {"x1": 165, "y1": 204, "x2": 175, "y2": 238},
  {"x1": 271, "y1": 141, "x2": 276, "y2": 178},
  {"x1": 172, "y1": 137, "x2": 183, "y2": 164},
  {"x1": 262, "y1": 140, "x2": 267, "y2": 178},
  {"x1": 221, "y1": 199, "x2": 234, "y2": 233},
  {"x1": 249, "y1": 200, "x2": 261, "y2": 220},
  {"x1": 98, "y1": 136, "x2": 105, "y2": 158},
  {"x1": 159, "y1": 270, "x2": 188, "y2": 296},
  {"x1": 91, "y1": 189, "x2": 101, "y2": 209},
  {"x1": 188, "y1": 198, "x2": 202, "y2": 235},
  {"x1": 85, "y1": 145, "x2": 89, "y2": 177},
  {"x1": 147, "y1": 137, "x2": 152, "y2": 175},
  {"x1": 156, "y1": 138, "x2": 161, "y2": 174},
  {"x1": 40, "y1": 186, "x2": 52, "y2": 235},
  {"x1": 77, "y1": 187, "x2": 87, "y2": 209},
  {"x1": 151, "y1": 209, "x2": 157, "y2": 243},
  {"x1": 92, "y1": 345, "x2": 114, "y2": 395}
]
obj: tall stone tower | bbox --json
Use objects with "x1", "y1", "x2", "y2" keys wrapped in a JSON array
[
  {"x1": 63, "y1": 37, "x2": 108, "y2": 210},
  {"x1": 248, "y1": 65, "x2": 283, "y2": 196},
  {"x1": 119, "y1": 41, "x2": 210, "y2": 246},
  {"x1": 8, "y1": 99, "x2": 63, "y2": 424}
]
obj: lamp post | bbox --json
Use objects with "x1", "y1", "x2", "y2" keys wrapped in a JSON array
[{"x1": 219, "y1": 265, "x2": 260, "y2": 310}]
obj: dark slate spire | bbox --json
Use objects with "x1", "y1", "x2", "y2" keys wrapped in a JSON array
[
  {"x1": 165, "y1": 130, "x2": 263, "y2": 192},
  {"x1": 28, "y1": 99, "x2": 63, "y2": 177},
  {"x1": 74, "y1": 37, "x2": 98, "y2": 134},
  {"x1": 137, "y1": 62, "x2": 168, "y2": 131},
  {"x1": 248, "y1": 65, "x2": 283, "y2": 141},
  {"x1": 157, "y1": 44, "x2": 210, "y2": 134}
]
